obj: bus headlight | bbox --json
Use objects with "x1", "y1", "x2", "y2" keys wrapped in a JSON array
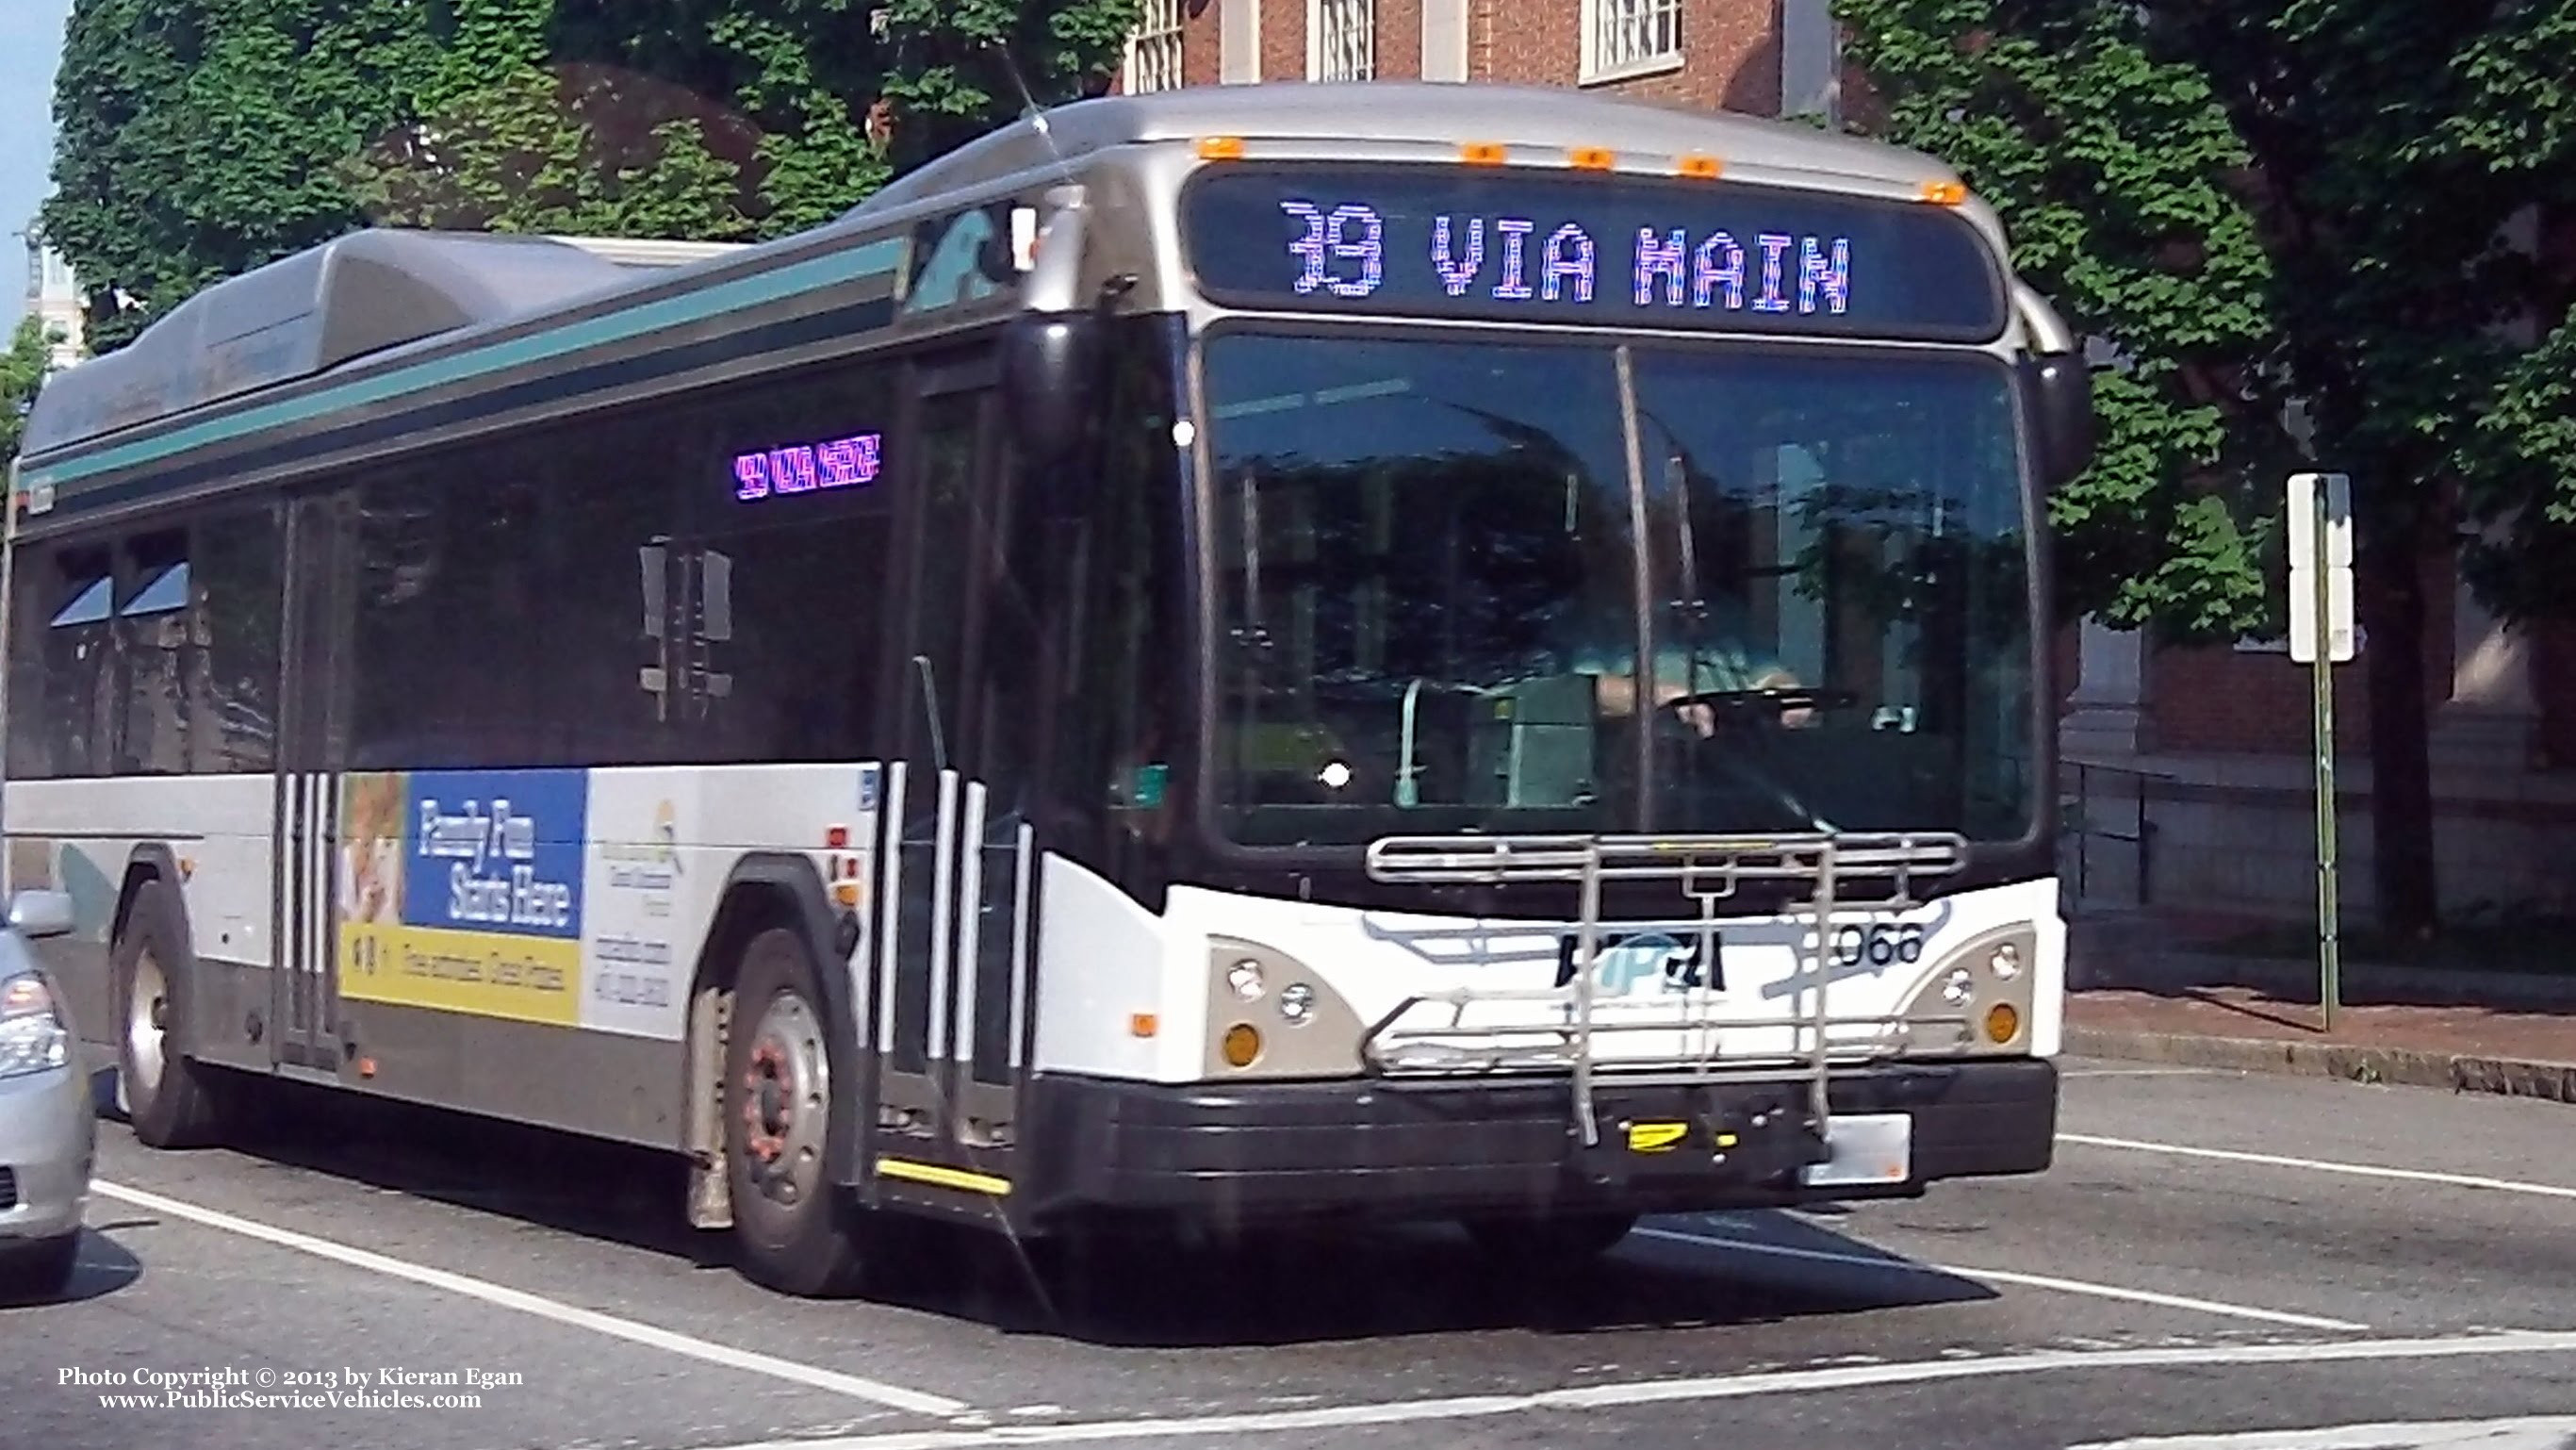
[
  {"x1": 1895, "y1": 925, "x2": 2038, "y2": 1056},
  {"x1": 1226, "y1": 960, "x2": 1266, "y2": 1001},
  {"x1": 1204, "y1": 939, "x2": 1362, "y2": 1078}
]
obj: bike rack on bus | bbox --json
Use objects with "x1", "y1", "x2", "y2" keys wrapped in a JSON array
[{"x1": 1360, "y1": 831, "x2": 1970, "y2": 1148}]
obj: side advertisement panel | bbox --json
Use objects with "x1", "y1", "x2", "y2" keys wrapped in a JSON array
[
  {"x1": 581, "y1": 776, "x2": 687, "y2": 1040},
  {"x1": 338, "y1": 768, "x2": 589, "y2": 1029},
  {"x1": 333, "y1": 765, "x2": 878, "y2": 1044}
]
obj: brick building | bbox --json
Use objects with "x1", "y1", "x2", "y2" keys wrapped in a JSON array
[
  {"x1": 1113, "y1": 2, "x2": 2576, "y2": 927},
  {"x1": 1117, "y1": 0, "x2": 1844, "y2": 123}
]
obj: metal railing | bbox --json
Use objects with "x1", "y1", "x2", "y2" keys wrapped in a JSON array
[
  {"x1": 2059, "y1": 760, "x2": 2167, "y2": 908},
  {"x1": 1362, "y1": 831, "x2": 1969, "y2": 1148}
]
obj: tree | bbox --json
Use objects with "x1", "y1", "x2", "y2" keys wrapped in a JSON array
[
  {"x1": 50, "y1": 0, "x2": 1141, "y2": 351},
  {"x1": 2, "y1": 318, "x2": 64, "y2": 464},
  {"x1": 303, "y1": 0, "x2": 1140, "y2": 247},
  {"x1": 1834, "y1": 0, "x2": 2285, "y2": 642},
  {"x1": 1835, "y1": 0, "x2": 2576, "y2": 936},
  {"x1": 41, "y1": 0, "x2": 436, "y2": 355}
]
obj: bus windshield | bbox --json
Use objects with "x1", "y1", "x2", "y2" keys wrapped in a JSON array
[{"x1": 1201, "y1": 329, "x2": 2037, "y2": 849}]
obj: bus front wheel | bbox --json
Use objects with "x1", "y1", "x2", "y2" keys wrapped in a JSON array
[{"x1": 723, "y1": 927, "x2": 867, "y2": 1296}]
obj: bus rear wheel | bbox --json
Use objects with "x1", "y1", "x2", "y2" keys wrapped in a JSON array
[
  {"x1": 723, "y1": 927, "x2": 867, "y2": 1297},
  {"x1": 113, "y1": 880, "x2": 230, "y2": 1149}
]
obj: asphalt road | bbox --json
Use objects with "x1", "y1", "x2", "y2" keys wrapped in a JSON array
[{"x1": 5, "y1": 1059, "x2": 2572, "y2": 1450}]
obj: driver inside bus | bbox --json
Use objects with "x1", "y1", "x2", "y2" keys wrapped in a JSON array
[{"x1": 1562, "y1": 597, "x2": 1815, "y2": 736}]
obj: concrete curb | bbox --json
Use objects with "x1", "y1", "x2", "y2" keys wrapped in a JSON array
[{"x1": 2066, "y1": 1026, "x2": 2576, "y2": 1104}]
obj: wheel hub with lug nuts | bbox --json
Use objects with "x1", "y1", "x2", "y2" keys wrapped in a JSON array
[{"x1": 740, "y1": 993, "x2": 829, "y2": 1208}]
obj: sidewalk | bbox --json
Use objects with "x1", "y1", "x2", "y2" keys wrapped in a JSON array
[{"x1": 2064, "y1": 914, "x2": 2576, "y2": 1103}]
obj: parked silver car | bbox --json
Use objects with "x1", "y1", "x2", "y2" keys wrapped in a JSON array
[{"x1": 0, "y1": 889, "x2": 95, "y2": 1298}]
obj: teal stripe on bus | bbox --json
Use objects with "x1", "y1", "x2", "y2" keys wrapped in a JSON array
[{"x1": 25, "y1": 236, "x2": 911, "y2": 493}]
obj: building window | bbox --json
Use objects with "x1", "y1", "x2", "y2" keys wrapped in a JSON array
[
  {"x1": 1309, "y1": 0, "x2": 1374, "y2": 82},
  {"x1": 1582, "y1": 0, "x2": 1682, "y2": 84},
  {"x1": 1125, "y1": 0, "x2": 1185, "y2": 93}
]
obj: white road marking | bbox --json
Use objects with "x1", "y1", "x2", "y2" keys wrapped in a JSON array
[
  {"x1": 2059, "y1": 1134, "x2": 2576, "y2": 1201},
  {"x1": 680, "y1": 1332, "x2": 2576, "y2": 1450},
  {"x1": 2071, "y1": 1417, "x2": 2576, "y2": 1449},
  {"x1": 1632, "y1": 1227, "x2": 2371, "y2": 1332},
  {"x1": 90, "y1": 1178, "x2": 967, "y2": 1417}
]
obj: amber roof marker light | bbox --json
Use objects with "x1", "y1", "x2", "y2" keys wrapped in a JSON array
[
  {"x1": 1920, "y1": 179, "x2": 1969, "y2": 206},
  {"x1": 1195, "y1": 136, "x2": 1246, "y2": 161}
]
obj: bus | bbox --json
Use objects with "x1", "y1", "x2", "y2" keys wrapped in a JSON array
[{"x1": 3, "y1": 81, "x2": 2092, "y2": 1295}]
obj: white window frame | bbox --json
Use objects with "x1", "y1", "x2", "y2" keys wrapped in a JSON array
[
  {"x1": 1124, "y1": 0, "x2": 1186, "y2": 94},
  {"x1": 1579, "y1": 0, "x2": 1683, "y2": 87},
  {"x1": 1307, "y1": 0, "x2": 1375, "y2": 82}
]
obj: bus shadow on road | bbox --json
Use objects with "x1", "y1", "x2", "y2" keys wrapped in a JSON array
[
  {"x1": 205, "y1": 1079, "x2": 726, "y2": 1268},
  {"x1": 865, "y1": 1210, "x2": 1999, "y2": 1348},
  {"x1": 193, "y1": 1082, "x2": 1994, "y2": 1347}
]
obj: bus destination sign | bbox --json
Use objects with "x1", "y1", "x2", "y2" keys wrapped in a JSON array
[{"x1": 1181, "y1": 165, "x2": 2009, "y2": 342}]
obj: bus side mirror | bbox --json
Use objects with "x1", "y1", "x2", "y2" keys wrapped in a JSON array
[
  {"x1": 2024, "y1": 352, "x2": 2095, "y2": 489},
  {"x1": 1004, "y1": 312, "x2": 1100, "y2": 495}
]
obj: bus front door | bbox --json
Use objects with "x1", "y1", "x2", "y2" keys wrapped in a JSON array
[{"x1": 869, "y1": 355, "x2": 1041, "y2": 1213}]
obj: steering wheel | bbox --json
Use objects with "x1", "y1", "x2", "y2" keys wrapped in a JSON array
[
  {"x1": 1665, "y1": 685, "x2": 1859, "y2": 721},
  {"x1": 1640, "y1": 688, "x2": 1846, "y2": 832}
]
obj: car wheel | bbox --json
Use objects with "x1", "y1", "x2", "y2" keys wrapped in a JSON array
[
  {"x1": 723, "y1": 927, "x2": 867, "y2": 1297},
  {"x1": 113, "y1": 880, "x2": 228, "y2": 1148}
]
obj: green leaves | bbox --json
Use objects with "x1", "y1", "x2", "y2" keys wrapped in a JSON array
[
  {"x1": 1839, "y1": 0, "x2": 2576, "y2": 643},
  {"x1": 1836, "y1": 0, "x2": 2284, "y2": 640},
  {"x1": 42, "y1": 0, "x2": 434, "y2": 354},
  {"x1": 2, "y1": 318, "x2": 65, "y2": 466},
  {"x1": 46, "y1": 0, "x2": 1141, "y2": 349}
]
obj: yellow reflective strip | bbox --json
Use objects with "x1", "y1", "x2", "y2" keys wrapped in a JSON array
[{"x1": 876, "y1": 1157, "x2": 1011, "y2": 1196}]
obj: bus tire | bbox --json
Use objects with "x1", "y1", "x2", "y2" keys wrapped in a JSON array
[
  {"x1": 1459, "y1": 1210, "x2": 1639, "y2": 1265},
  {"x1": 723, "y1": 926, "x2": 867, "y2": 1297},
  {"x1": 111, "y1": 880, "x2": 229, "y2": 1149}
]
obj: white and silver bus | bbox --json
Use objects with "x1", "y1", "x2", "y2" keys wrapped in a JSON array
[{"x1": 3, "y1": 82, "x2": 2092, "y2": 1294}]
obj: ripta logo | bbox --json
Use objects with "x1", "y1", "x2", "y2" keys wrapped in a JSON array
[{"x1": 1555, "y1": 931, "x2": 1720, "y2": 995}]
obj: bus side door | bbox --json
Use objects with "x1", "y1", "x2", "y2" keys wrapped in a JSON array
[{"x1": 272, "y1": 490, "x2": 357, "y2": 1077}]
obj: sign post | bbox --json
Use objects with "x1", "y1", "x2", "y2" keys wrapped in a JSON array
[{"x1": 2287, "y1": 472, "x2": 2355, "y2": 1030}]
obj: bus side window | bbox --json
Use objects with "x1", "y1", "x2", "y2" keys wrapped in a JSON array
[
  {"x1": 537, "y1": 411, "x2": 690, "y2": 766},
  {"x1": 189, "y1": 505, "x2": 282, "y2": 772},
  {"x1": 681, "y1": 356, "x2": 898, "y2": 766},
  {"x1": 14, "y1": 547, "x2": 119, "y2": 780},
  {"x1": 350, "y1": 465, "x2": 543, "y2": 771},
  {"x1": 114, "y1": 529, "x2": 192, "y2": 775}
]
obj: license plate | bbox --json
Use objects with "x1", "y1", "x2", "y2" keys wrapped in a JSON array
[{"x1": 1799, "y1": 1112, "x2": 1912, "y2": 1188}]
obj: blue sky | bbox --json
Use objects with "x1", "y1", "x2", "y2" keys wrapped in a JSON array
[{"x1": 2, "y1": 0, "x2": 74, "y2": 333}]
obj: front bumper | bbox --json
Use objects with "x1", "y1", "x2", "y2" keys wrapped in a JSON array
[
  {"x1": 0, "y1": 1064, "x2": 97, "y2": 1244},
  {"x1": 1022, "y1": 1057, "x2": 2056, "y2": 1225}
]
